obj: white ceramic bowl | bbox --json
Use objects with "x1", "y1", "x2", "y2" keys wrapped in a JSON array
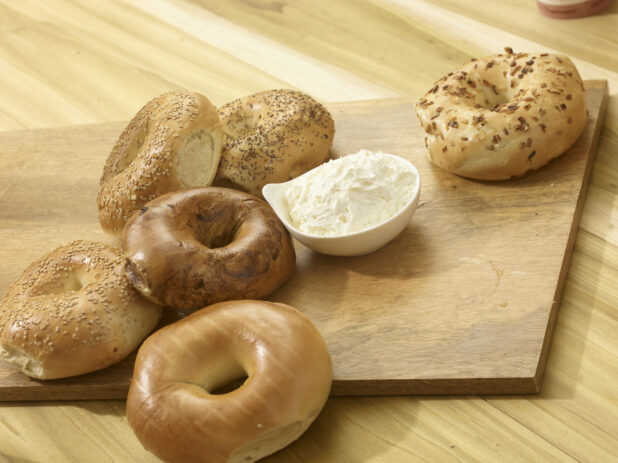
[{"x1": 262, "y1": 156, "x2": 421, "y2": 256}]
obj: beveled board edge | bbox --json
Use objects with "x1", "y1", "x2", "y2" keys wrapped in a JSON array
[
  {"x1": 0, "y1": 384, "x2": 130, "y2": 402},
  {"x1": 0, "y1": 378, "x2": 539, "y2": 402},
  {"x1": 532, "y1": 79, "x2": 609, "y2": 388}
]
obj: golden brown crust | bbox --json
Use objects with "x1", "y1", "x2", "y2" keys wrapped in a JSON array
[
  {"x1": 98, "y1": 91, "x2": 224, "y2": 235},
  {"x1": 0, "y1": 240, "x2": 162, "y2": 379},
  {"x1": 122, "y1": 187, "x2": 296, "y2": 310},
  {"x1": 415, "y1": 52, "x2": 587, "y2": 180},
  {"x1": 215, "y1": 89, "x2": 334, "y2": 197},
  {"x1": 127, "y1": 300, "x2": 332, "y2": 463}
]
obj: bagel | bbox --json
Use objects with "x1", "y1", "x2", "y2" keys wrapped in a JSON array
[
  {"x1": 0, "y1": 240, "x2": 162, "y2": 379},
  {"x1": 122, "y1": 187, "x2": 296, "y2": 310},
  {"x1": 415, "y1": 50, "x2": 587, "y2": 180},
  {"x1": 215, "y1": 89, "x2": 334, "y2": 197},
  {"x1": 98, "y1": 91, "x2": 224, "y2": 235},
  {"x1": 127, "y1": 300, "x2": 332, "y2": 463}
]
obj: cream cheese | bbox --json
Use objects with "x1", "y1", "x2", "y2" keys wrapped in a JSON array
[{"x1": 284, "y1": 150, "x2": 416, "y2": 236}]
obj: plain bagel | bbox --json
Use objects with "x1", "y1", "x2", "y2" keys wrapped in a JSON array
[
  {"x1": 0, "y1": 240, "x2": 162, "y2": 379},
  {"x1": 415, "y1": 50, "x2": 587, "y2": 180},
  {"x1": 215, "y1": 89, "x2": 335, "y2": 197},
  {"x1": 122, "y1": 187, "x2": 296, "y2": 310},
  {"x1": 127, "y1": 300, "x2": 333, "y2": 463},
  {"x1": 98, "y1": 91, "x2": 224, "y2": 235}
]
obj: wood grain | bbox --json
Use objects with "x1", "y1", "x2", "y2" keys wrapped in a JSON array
[
  {"x1": 0, "y1": 81, "x2": 608, "y2": 400},
  {"x1": 0, "y1": 0, "x2": 617, "y2": 461}
]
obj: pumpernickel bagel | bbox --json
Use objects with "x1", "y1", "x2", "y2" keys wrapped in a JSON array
[{"x1": 122, "y1": 187, "x2": 296, "y2": 310}]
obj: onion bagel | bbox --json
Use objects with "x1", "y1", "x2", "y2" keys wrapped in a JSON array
[
  {"x1": 0, "y1": 240, "x2": 162, "y2": 379},
  {"x1": 215, "y1": 89, "x2": 334, "y2": 197},
  {"x1": 122, "y1": 187, "x2": 296, "y2": 310},
  {"x1": 127, "y1": 300, "x2": 332, "y2": 463},
  {"x1": 415, "y1": 50, "x2": 587, "y2": 180},
  {"x1": 98, "y1": 91, "x2": 224, "y2": 235}
]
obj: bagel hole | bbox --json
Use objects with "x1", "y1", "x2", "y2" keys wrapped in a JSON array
[
  {"x1": 204, "y1": 358, "x2": 249, "y2": 395},
  {"x1": 35, "y1": 270, "x2": 84, "y2": 295},
  {"x1": 204, "y1": 359, "x2": 249, "y2": 395},
  {"x1": 481, "y1": 92, "x2": 511, "y2": 109},
  {"x1": 193, "y1": 210, "x2": 240, "y2": 249},
  {"x1": 117, "y1": 144, "x2": 140, "y2": 172},
  {"x1": 470, "y1": 78, "x2": 512, "y2": 109},
  {"x1": 116, "y1": 126, "x2": 147, "y2": 173},
  {"x1": 221, "y1": 107, "x2": 261, "y2": 139},
  {"x1": 197, "y1": 226, "x2": 238, "y2": 249},
  {"x1": 210, "y1": 376, "x2": 249, "y2": 395}
]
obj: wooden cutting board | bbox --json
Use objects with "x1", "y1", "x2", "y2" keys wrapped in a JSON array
[{"x1": 0, "y1": 80, "x2": 608, "y2": 400}]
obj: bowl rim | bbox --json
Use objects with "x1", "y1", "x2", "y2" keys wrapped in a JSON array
[{"x1": 262, "y1": 153, "x2": 422, "y2": 241}]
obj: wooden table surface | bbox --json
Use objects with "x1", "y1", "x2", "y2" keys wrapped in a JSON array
[{"x1": 0, "y1": 1, "x2": 616, "y2": 462}]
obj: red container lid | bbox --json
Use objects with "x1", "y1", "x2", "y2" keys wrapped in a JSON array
[{"x1": 537, "y1": 0, "x2": 612, "y2": 18}]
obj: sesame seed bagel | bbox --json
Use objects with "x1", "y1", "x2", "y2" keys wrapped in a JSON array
[
  {"x1": 122, "y1": 187, "x2": 296, "y2": 311},
  {"x1": 215, "y1": 89, "x2": 334, "y2": 197},
  {"x1": 0, "y1": 240, "x2": 162, "y2": 379},
  {"x1": 415, "y1": 51, "x2": 587, "y2": 180},
  {"x1": 98, "y1": 91, "x2": 224, "y2": 236},
  {"x1": 127, "y1": 300, "x2": 332, "y2": 463}
]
